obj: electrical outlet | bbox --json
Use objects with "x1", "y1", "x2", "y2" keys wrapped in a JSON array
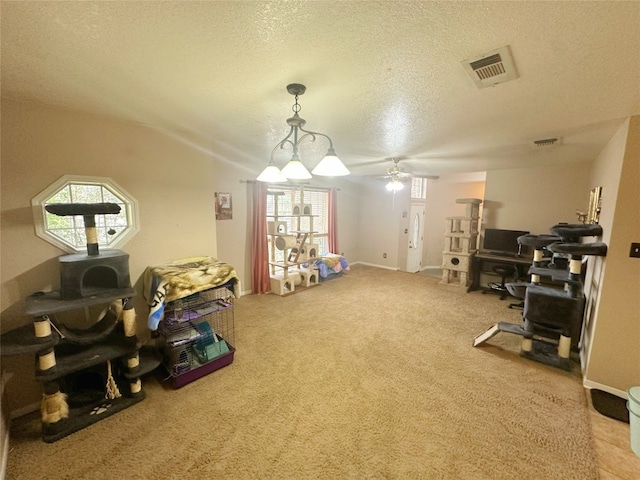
[
  {"x1": 630, "y1": 242, "x2": 640, "y2": 258},
  {"x1": 383, "y1": 253, "x2": 387, "y2": 258}
]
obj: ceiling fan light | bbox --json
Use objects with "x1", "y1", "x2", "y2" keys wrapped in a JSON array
[
  {"x1": 257, "y1": 164, "x2": 287, "y2": 183},
  {"x1": 311, "y1": 148, "x2": 350, "y2": 176},
  {"x1": 281, "y1": 156, "x2": 312, "y2": 180},
  {"x1": 385, "y1": 178, "x2": 404, "y2": 191}
]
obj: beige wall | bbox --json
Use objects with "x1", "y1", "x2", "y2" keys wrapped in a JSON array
[
  {"x1": 326, "y1": 177, "x2": 362, "y2": 261},
  {"x1": 583, "y1": 116, "x2": 640, "y2": 394},
  {"x1": 209, "y1": 162, "x2": 251, "y2": 292},
  {"x1": 356, "y1": 173, "x2": 486, "y2": 271},
  {"x1": 483, "y1": 163, "x2": 592, "y2": 234},
  {"x1": 356, "y1": 181, "x2": 412, "y2": 268},
  {"x1": 423, "y1": 174, "x2": 486, "y2": 268},
  {"x1": 1, "y1": 99, "x2": 220, "y2": 413}
]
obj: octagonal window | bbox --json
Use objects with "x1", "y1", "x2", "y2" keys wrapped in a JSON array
[{"x1": 32, "y1": 175, "x2": 139, "y2": 253}]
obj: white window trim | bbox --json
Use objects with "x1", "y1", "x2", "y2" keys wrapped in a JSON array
[{"x1": 32, "y1": 175, "x2": 140, "y2": 253}]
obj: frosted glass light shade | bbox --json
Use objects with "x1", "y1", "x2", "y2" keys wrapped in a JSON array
[
  {"x1": 311, "y1": 149, "x2": 350, "y2": 176},
  {"x1": 257, "y1": 165, "x2": 287, "y2": 183},
  {"x1": 281, "y1": 158, "x2": 312, "y2": 179},
  {"x1": 385, "y1": 178, "x2": 405, "y2": 191}
]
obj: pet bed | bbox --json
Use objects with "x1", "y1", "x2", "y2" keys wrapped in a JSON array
[{"x1": 313, "y1": 254, "x2": 350, "y2": 280}]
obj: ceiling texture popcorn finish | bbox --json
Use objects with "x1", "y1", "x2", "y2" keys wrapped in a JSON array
[{"x1": 2, "y1": 1, "x2": 639, "y2": 178}]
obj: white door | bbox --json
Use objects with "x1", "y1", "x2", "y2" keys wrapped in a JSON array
[{"x1": 406, "y1": 204, "x2": 425, "y2": 272}]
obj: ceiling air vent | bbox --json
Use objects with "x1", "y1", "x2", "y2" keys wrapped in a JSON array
[
  {"x1": 462, "y1": 46, "x2": 518, "y2": 88},
  {"x1": 532, "y1": 137, "x2": 561, "y2": 148}
]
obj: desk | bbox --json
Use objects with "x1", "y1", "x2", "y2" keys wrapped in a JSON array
[{"x1": 471, "y1": 253, "x2": 532, "y2": 291}]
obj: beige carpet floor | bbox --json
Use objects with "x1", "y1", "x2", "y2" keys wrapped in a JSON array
[{"x1": 6, "y1": 265, "x2": 598, "y2": 479}]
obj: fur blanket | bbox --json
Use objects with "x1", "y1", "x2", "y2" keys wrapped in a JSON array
[{"x1": 144, "y1": 256, "x2": 240, "y2": 330}]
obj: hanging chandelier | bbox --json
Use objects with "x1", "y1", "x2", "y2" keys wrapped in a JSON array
[{"x1": 257, "y1": 83, "x2": 350, "y2": 182}]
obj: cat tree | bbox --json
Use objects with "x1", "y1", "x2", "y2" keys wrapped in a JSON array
[
  {"x1": 440, "y1": 198, "x2": 482, "y2": 289},
  {"x1": 0, "y1": 202, "x2": 160, "y2": 441}
]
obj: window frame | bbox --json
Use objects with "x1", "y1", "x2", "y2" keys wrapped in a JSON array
[{"x1": 32, "y1": 175, "x2": 139, "y2": 253}]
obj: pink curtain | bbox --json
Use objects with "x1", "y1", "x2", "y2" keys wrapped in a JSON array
[
  {"x1": 328, "y1": 187, "x2": 339, "y2": 254},
  {"x1": 251, "y1": 181, "x2": 271, "y2": 294}
]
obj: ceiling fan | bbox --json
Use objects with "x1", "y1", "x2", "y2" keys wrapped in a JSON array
[
  {"x1": 381, "y1": 157, "x2": 411, "y2": 191},
  {"x1": 367, "y1": 157, "x2": 439, "y2": 191}
]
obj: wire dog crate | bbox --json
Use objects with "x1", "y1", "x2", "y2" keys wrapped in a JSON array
[{"x1": 159, "y1": 284, "x2": 235, "y2": 387}]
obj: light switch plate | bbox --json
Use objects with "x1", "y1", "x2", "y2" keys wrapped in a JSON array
[{"x1": 630, "y1": 243, "x2": 640, "y2": 258}]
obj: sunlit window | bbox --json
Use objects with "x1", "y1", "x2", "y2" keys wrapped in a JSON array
[
  {"x1": 411, "y1": 177, "x2": 427, "y2": 200},
  {"x1": 32, "y1": 175, "x2": 139, "y2": 253},
  {"x1": 266, "y1": 186, "x2": 329, "y2": 262}
]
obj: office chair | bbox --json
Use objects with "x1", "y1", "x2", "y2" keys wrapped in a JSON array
[{"x1": 483, "y1": 264, "x2": 516, "y2": 300}]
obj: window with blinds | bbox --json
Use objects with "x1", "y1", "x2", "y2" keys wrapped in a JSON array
[{"x1": 267, "y1": 186, "x2": 329, "y2": 262}]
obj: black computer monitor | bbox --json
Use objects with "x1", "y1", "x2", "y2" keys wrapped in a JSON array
[{"x1": 482, "y1": 228, "x2": 529, "y2": 255}]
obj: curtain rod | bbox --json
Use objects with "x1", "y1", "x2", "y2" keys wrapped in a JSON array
[{"x1": 240, "y1": 180, "x2": 339, "y2": 192}]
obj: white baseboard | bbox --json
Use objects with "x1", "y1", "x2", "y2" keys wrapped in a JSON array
[
  {"x1": 583, "y1": 379, "x2": 628, "y2": 399},
  {"x1": 349, "y1": 261, "x2": 398, "y2": 271},
  {"x1": 1, "y1": 425, "x2": 8, "y2": 480}
]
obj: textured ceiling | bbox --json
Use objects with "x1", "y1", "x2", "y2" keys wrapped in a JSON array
[{"x1": 2, "y1": 1, "x2": 639, "y2": 179}]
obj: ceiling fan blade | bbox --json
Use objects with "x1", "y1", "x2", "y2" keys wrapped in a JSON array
[
  {"x1": 411, "y1": 174, "x2": 440, "y2": 180},
  {"x1": 347, "y1": 158, "x2": 393, "y2": 169},
  {"x1": 348, "y1": 155, "x2": 410, "y2": 170}
]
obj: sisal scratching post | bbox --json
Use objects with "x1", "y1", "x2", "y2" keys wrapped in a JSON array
[
  {"x1": 38, "y1": 349, "x2": 57, "y2": 371},
  {"x1": 130, "y1": 379, "x2": 142, "y2": 395},
  {"x1": 122, "y1": 299, "x2": 136, "y2": 338},
  {"x1": 34, "y1": 316, "x2": 53, "y2": 338},
  {"x1": 126, "y1": 352, "x2": 143, "y2": 394},
  {"x1": 558, "y1": 335, "x2": 571, "y2": 358}
]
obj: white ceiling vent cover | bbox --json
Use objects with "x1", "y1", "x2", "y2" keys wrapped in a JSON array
[{"x1": 462, "y1": 46, "x2": 518, "y2": 88}]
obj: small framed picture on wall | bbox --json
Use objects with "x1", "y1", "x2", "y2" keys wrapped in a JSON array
[{"x1": 215, "y1": 192, "x2": 232, "y2": 220}]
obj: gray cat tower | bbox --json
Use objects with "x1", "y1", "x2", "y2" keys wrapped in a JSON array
[
  {"x1": 0, "y1": 202, "x2": 160, "y2": 442},
  {"x1": 473, "y1": 223, "x2": 607, "y2": 370}
]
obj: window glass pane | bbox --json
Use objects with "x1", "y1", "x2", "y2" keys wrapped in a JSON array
[
  {"x1": 47, "y1": 186, "x2": 72, "y2": 203},
  {"x1": 33, "y1": 176, "x2": 138, "y2": 253},
  {"x1": 411, "y1": 177, "x2": 429, "y2": 200},
  {"x1": 71, "y1": 184, "x2": 103, "y2": 203},
  {"x1": 45, "y1": 212, "x2": 73, "y2": 230},
  {"x1": 54, "y1": 228, "x2": 77, "y2": 245},
  {"x1": 95, "y1": 227, "x2": 108, "y2": 245},
  {"x1": 102, "y1": 188, "x2": 122, "y2": 204}
]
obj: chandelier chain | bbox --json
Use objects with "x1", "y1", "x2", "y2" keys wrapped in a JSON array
[{"x1": 292, "y1": 94, "x2": 301, "y2": 114}]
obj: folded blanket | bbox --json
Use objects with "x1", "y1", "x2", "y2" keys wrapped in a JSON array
[
  {"x1": 321, "y1": 254, "x2": 342, "y2": 269},
  {"x1": 144, "y1": 256, "x2": 240, "y2": 331}
]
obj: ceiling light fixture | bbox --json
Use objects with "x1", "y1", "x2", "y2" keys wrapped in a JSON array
[
  {"x1": 257, "y1": 83, "x2": 350, "y2": 182},
  {"x1": 385, "y1": 177, "x2": 405, "y2": 191}
]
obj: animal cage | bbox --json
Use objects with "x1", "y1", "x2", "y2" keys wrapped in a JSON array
[{"x1": 158, "y1": 284, "x2": 235, "y2": 386}]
